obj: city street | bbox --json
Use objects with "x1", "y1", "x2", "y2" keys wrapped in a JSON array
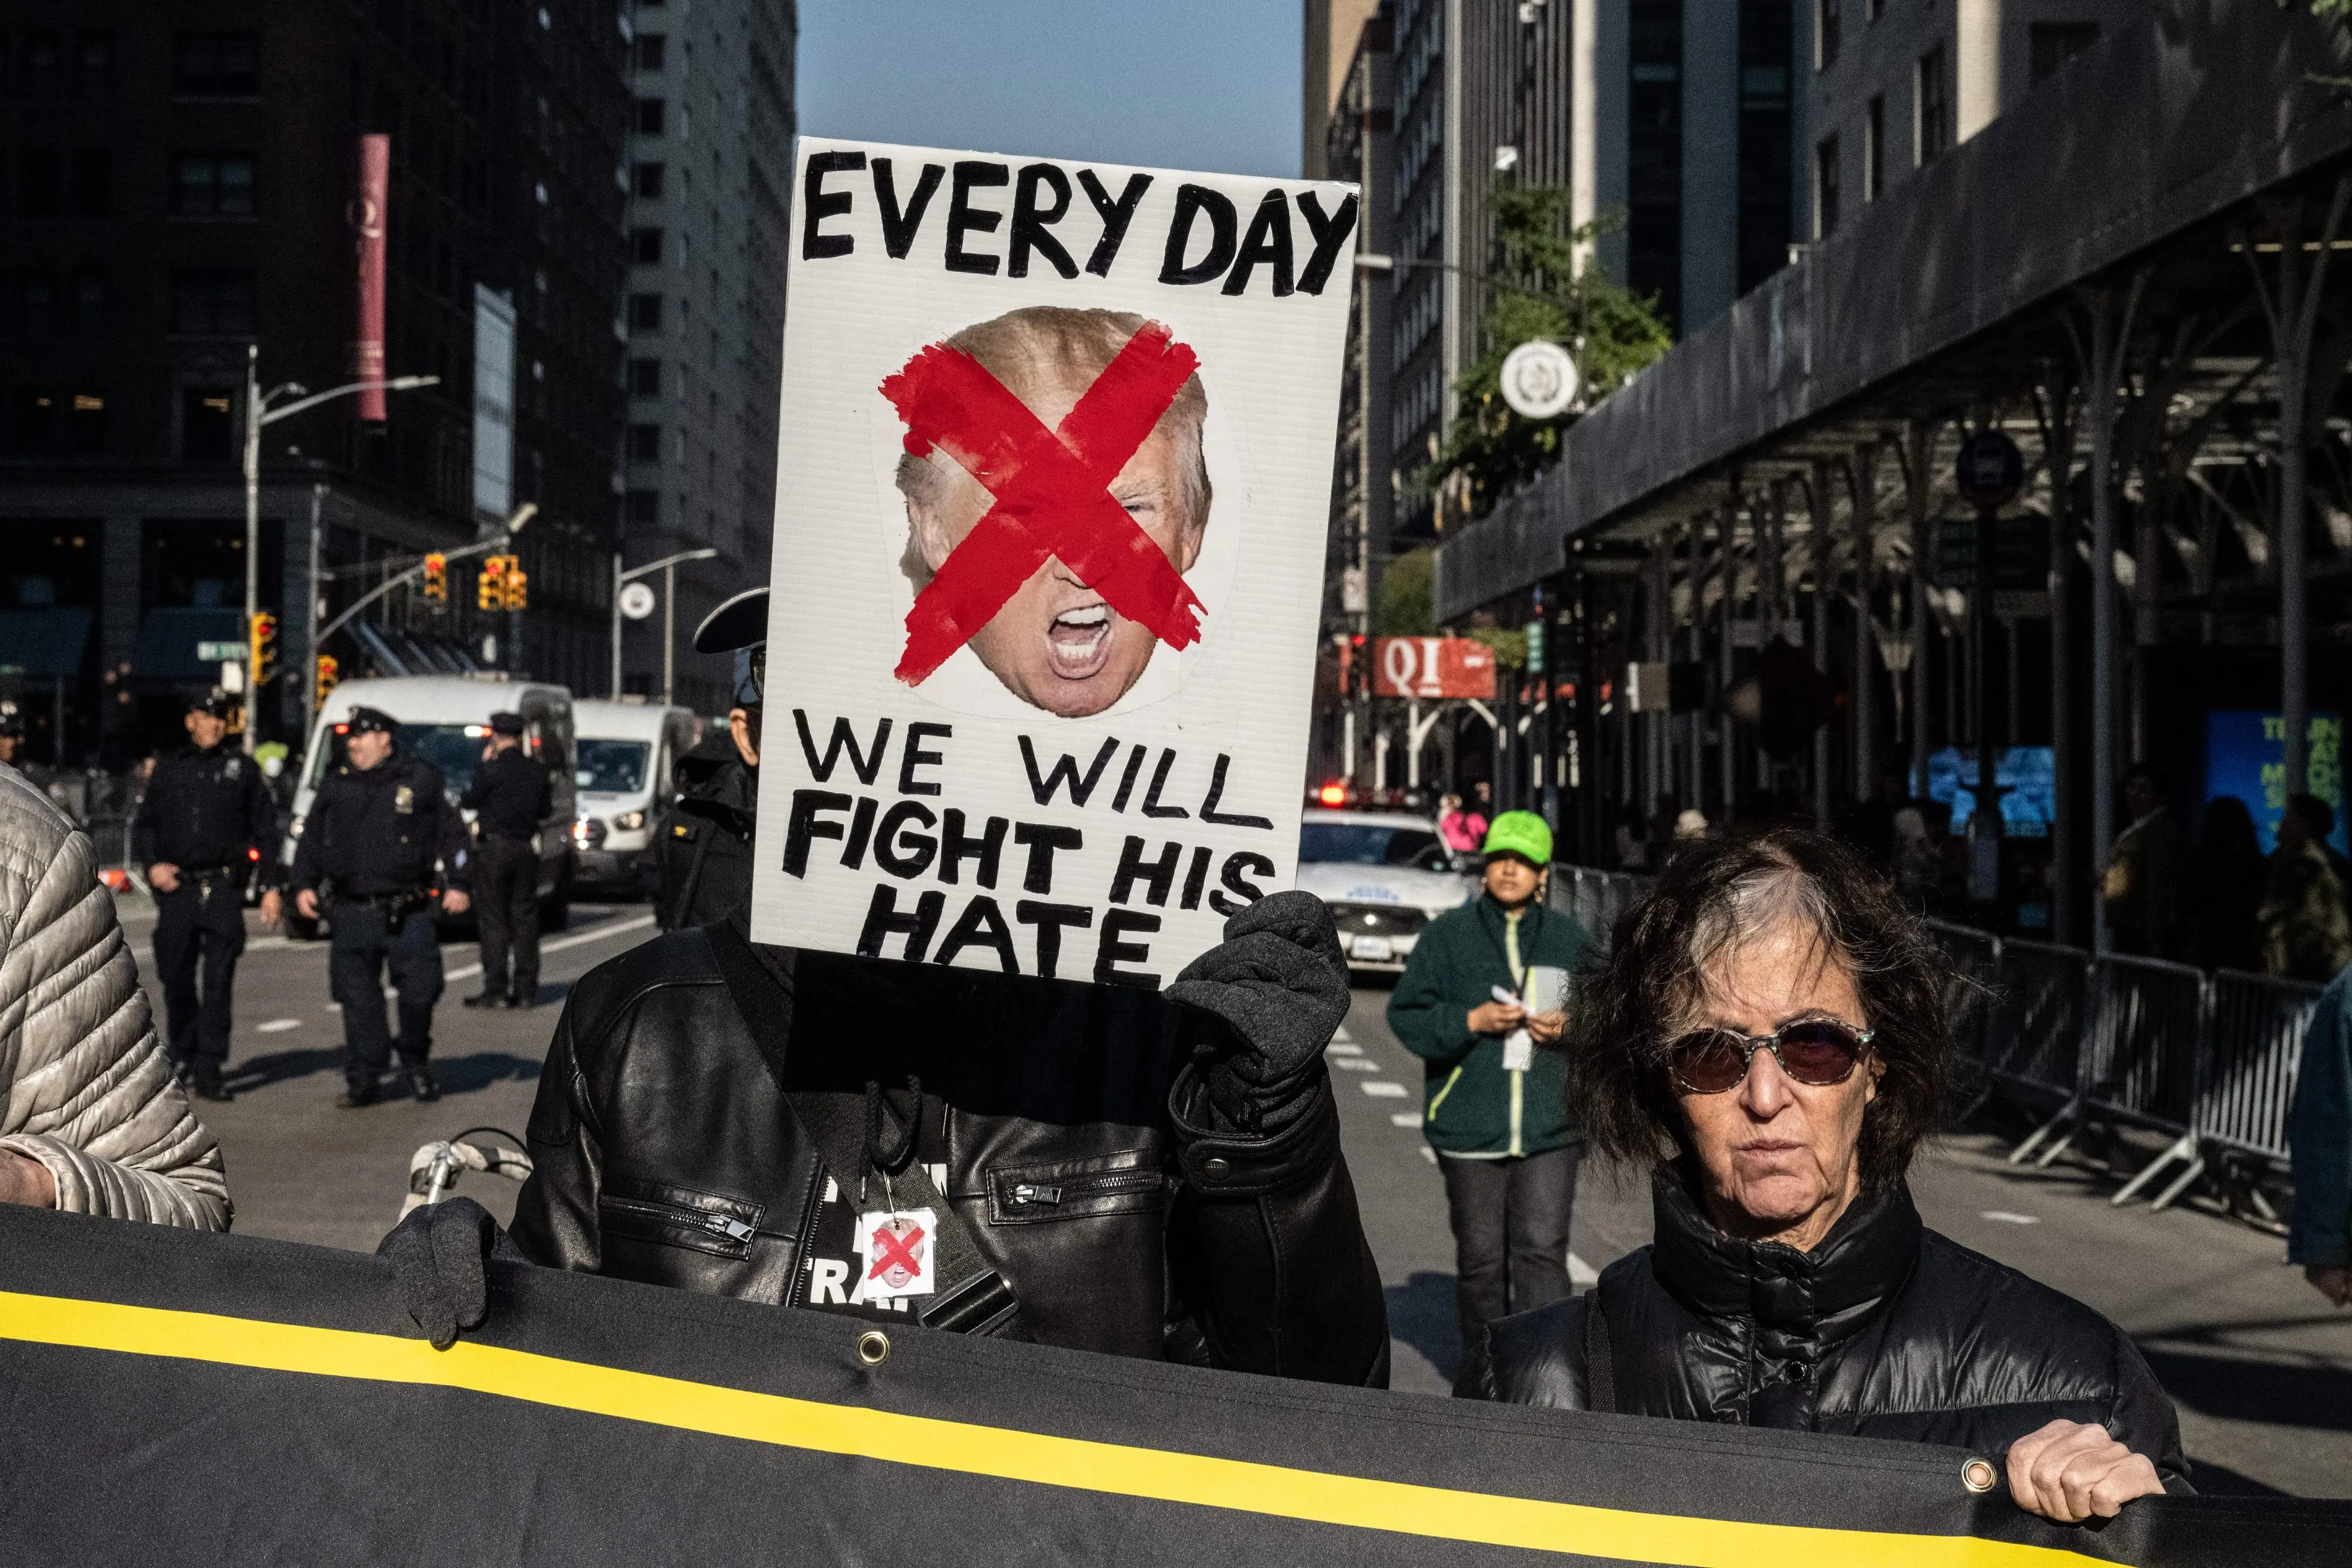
[{"x1": 111, "y1": 892, "x2": 2351, "y2": 1501}]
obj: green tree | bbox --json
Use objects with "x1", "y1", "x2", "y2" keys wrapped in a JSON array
[
  {"x1": 1416, "y1": 184, "x2": 1672, "y2": 517},
  {"x1": 1373, "y1": 549, "x2": 1435, "y2": 635}
]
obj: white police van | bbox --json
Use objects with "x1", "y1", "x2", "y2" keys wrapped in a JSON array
[
  {"x1": 568, "y1": 699, "x2": 701, "y2": 897},
  {"x1": 283, "y1": 675, "x2": 578, "y2": 938},
  {"x1": 1293, "y1": 808, "x2": 1476, "y2": 974}
]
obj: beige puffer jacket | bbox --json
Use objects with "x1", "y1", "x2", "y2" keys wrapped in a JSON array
[{"x1": 0, "y1": 765, "x2": 230, "y2": 1228}]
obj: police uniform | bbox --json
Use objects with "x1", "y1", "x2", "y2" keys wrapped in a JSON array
[
  {"x1": 651, "y1": 595, "x2": 767, "y2": 931},
  {"x1": 132, "y1": 696, "x2": 281, "y2": 1098},
  {"x1": 460, "y1": 711, "x2": 552, "y2": 1007},
  {"x1": 288, "y1": 707, "x2": 472, "y2": 1105}
]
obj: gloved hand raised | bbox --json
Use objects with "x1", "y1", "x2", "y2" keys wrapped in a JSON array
[
  {"x1": 376, "y1": 1196, "x2": 524, "y2": 1350},
  {"x1": 1166, "y1": 891, "x2": 1350, "y2": 1132}
]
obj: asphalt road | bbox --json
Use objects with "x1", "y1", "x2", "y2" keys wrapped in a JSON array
[{"x1": 105, "y1": 894, "x2": 2351, "y2": 1498}]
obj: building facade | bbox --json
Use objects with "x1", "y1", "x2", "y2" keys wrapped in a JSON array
[
  {"x1": 617, "y1": 0, "x2": 794, "y2": 717},
  {"x1": 0, "y1": 0, "x2": 632, "y2": 764}
]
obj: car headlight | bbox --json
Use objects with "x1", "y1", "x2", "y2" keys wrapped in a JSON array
[
  {"x1": 288, "y1": 816, "x2": 305, "y2": 839},
  {"x1": 613, "y1": 810, "x2": 646, "y2": 831}
]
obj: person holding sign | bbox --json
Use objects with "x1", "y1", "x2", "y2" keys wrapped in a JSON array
[
  {"x1": 1387, "y1": 811, "x2": 1593, "y2": 1357},
  {"x1": 1465, "y1": 830, "x2": 2184, "y2": 1523}
]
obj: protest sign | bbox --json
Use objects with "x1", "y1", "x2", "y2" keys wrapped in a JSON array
[
  {"x1": 3, "y1": 1205, "x2": 2337, "y2": 1566},
  {"x1": 753, "y1": 137, "x2": 1359, "y2": 984}
]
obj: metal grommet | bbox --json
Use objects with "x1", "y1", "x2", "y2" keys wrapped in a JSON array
[
  {"x1": 1961, "y1": 1457, "x2": 1998, "y2": 1494},
  {"x1": 1201, "y1": 1156, "x2": 1231, "y2": 1179},
  {"x1": 855, "y1": 1329, "x2": 891, "y2": 1367}
]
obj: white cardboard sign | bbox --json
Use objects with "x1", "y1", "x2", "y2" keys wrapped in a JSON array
[{"x1": 752, "y1": 137, "x2": 1359, "y2": 987}]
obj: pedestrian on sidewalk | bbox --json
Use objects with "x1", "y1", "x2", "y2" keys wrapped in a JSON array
[
  {"x1": 2102, "y1": 768, "x2": 2183, "y2": 959},
  {"x1": 1388, "y1": 810, "x2": 1595, "y2": 1357},
  {"x1": 1436, "y1": 792, "x2": 1486, "y2": 855},
  {"x1": 2290, "y1": 962, "x2": 2352, "y2": 1308},
  {"x1": 289, "y1": 707, "x2": 472, "y2": 1107},
  {"x1": 2260, "y1": 794, "x2": 2352, "y2": 983},
  {"x1": 132, "y1": 689, "x2": 284, "y2": 1102},
  {"x1": 0, "y1": 762, "x2": 229, "y2": 1226},
  {"x1": 2187, "y1": 795, "x2": 2267, "y2": 974},
  {"x1": 460, "y1": 711, "x2": 552, "y2": 1010}
]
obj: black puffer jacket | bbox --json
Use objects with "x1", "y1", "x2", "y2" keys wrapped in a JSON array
[
  {"x1": 1463, "y1": 1169, "x2": 2189, "y2": 1489},
  {"x1": 509, "y1": 918, "x2": 1391, "y2": 1385}
]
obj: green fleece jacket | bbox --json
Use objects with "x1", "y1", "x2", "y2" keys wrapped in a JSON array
[{"x1": 1386, "y1": 894, "x2": 1593, "y2": 1157}]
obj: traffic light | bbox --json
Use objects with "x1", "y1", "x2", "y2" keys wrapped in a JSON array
[
  {"x1": 503, "y1": 562, "x2": 527, "y2": 610},
  {"x1": 315, "y1": 655, "x2": 339, "y2": 708},
  {"x1": 249, "y1": 612, "x2": 278, "y2": 687},
  {"x1": 422, "y1": 552, "x2": 447, "y2": 603},
  {"x1": 478, "y1": 554, "x2": 509, "y2": 610}
]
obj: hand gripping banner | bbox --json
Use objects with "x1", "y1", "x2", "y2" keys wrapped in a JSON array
[{"x1": 0, "y1": 1208, "x2": 2339, "y2": 1566}]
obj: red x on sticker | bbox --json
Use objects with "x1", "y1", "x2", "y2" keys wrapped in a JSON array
[
  {"x1": 881, "y1": 320, "x2": 1207, "y2": 686},
  {"x1": 867, "y1": 1220, "x2": 926, "y2": 1281}
]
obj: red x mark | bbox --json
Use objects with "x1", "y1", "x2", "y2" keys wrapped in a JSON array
[
  {"x1": 881, "y1": 320, "x2": 1207, "y2": 686},
  {"x1": 867, "y1": 1220, "x2": 927, "y2": 1281}
]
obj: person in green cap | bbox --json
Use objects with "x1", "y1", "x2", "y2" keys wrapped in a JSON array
[{"x1": 1388, "y1": 810, "x2": 1595, "y2": 1360}]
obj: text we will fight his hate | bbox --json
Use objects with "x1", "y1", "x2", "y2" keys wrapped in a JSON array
[{"x1": 780, "y1": 712, "x2": 1281, "y2": 988}]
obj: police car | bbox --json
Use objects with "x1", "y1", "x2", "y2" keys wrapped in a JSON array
[{"x1": 1294, "y1": 808, "x2": 1476, "y2": 974}]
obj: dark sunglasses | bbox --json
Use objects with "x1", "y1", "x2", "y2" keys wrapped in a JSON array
[
  {"x1": 743, "y1": 644, "x2": 766, "y2": 703},
  {"x1": 1666, "y1": 1018, "x2": 1874, "y2": 1095}
]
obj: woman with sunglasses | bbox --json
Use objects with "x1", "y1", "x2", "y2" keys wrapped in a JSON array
[{"x1": 1461, "y1": 829, "x2": 2186, "y2": 1523}]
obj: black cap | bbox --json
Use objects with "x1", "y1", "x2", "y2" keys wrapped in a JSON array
[
  {"x1": 489, "y1": 711, "x2": 525, "y2": 737},
  {"x1": 343, "y1": 706, "x2": 397, "y2": 736},
  {"x1": 189, "y1": 688, "x2": 238, "y2": 720},
  {"x1": 0, "y1": 703, "x2": 22, "y2": 738},
  {"x1": 694, "y1": 587, "x2": 769, "y2": 654}
]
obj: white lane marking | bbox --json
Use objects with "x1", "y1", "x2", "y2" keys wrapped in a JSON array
[
  {"x1": 1569, "y1": 1253, "x2": 1599, "y2": 1287},
  {"x1": 1419, "y1": 1145, "x2": 1436, "y2": 1164},
  {"x1": 1325, "y1": 1042, "x2": 1363, "y2": 1056},
  {"x1": 1980, "y1": 1211, "x2": 2041, "y2": 1225},
  {"x1": 1331, "y1": 1027, "x2": 1353, "y2": 1043},
  {"x1": 1329, "y1": 1057, "x2": 1378, "y2": 1072},
  {"x1": 324, "y1": 1002, "x2": 342, "y2": 1011},
  {"x1": 1389, "y1": 1112, "x2": 1420, "y2": 1128},
  {"x1": 1359, "y1": 1081, "x2": 1409, "y2": 1098},
  {"x1": 255, "y1": 1018, "x2": 302, "y2": 1033},
  {"x1": 440, "y1": 913, "x2": 656, "y2": 985}
]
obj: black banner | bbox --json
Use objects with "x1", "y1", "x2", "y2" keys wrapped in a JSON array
[{"x1": 0, "y1": 1206, "x2": 2339, "y2": 1566}]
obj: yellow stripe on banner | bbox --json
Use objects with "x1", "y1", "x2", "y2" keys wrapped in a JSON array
[{"x1": 0, "y1": 1290, "x2": 2106, "y2": 1568}]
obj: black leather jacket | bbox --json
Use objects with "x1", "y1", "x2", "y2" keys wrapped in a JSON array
[
  {"x1": 509, "y1": 921, "x2": 1390, "y2": 1385},
  {"x1": 1464, "y1": 1169, "x2": 2188, "y2": 1489}
]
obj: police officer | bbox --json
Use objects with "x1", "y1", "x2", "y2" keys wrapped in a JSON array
[
  {"x1": 650, "y1": 588, "x2": 764, "y2": 930},
  {"x1": 289, "y1": 707, "x2": 472, "y2": 1106},
  {"x1": 132, "y1": 690, "x2": 284, "y2": 1101},
  {"x1": 460, "y1": 711, "x2": 550, "y2": 1009}
]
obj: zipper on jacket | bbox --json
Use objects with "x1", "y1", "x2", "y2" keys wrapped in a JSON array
[
  {"x1": 601, "y1": 1194, "x2": 756, "y2": 1246},
  {"x1": 1426, "y1": 1064, "x2": 1464, "y2": 1122},
  {"x1": 784, "y1": 1163, "x2": 829, "y2": 1309},
  {"x1": 996, "y1": 1169, "x2": 1160, "y2": 1214}
]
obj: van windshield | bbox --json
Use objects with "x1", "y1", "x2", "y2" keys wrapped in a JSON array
[{"x1": 576, "y1": 739, "x2": 650, "y2": 794}]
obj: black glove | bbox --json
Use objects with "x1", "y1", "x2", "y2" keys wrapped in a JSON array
[
  {"x1": 376, "y1": 1196, "x2": 523, "y2": 1350},
  {"x1": 1166, "y1": 890, "x2": 1350, "y2": 1132}
]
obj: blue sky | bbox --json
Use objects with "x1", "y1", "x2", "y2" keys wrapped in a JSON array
[{"x1": 796, "y1": 1, "x2": 1303, "y2": 179}]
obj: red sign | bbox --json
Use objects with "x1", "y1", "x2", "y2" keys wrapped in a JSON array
[
  {"x1": 1372, "y1": 636, "x2": 1495, "y2": 700},
  {"x1": 350, "y1": 135, "x2": 390, "y2": 421},
  {"x1": 880, "y1": 321, "x2": 1206, "y2": 686}
]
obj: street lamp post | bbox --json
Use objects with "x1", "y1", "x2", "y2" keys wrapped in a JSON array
[
  {"x1": 243, "y1": 343, "x2": 437, "y2": 751},
  {"x1": 612, "y1": 549, "x2": 719, "y2": 701}
]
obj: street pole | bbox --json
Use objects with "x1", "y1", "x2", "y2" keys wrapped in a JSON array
[
  {"x1": 663, "y1": 561, "x2": 677, "y2": 705},
  {"x1": 611, "y1": 549, "x2": 719, "y2": 707},
  {"x1": 303, "y1": 482, "x2": 325, "y2": 747},
  {"x1": 242, "y1": 344, "x2": 262, "y2": 754},
  {"x1": 610, "y1": 552, "x2": 624, "y2": 699}
]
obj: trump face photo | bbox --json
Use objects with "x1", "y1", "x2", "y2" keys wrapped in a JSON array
[{"x1": 893, "y1": 306, "x2": 1212, "y2": 719}]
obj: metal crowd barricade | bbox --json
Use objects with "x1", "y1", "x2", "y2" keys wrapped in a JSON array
[
  {"x1": 1989, "y1": 940, "x2": 2096, "y2": 1168},
  {"x1": 1548, "y1": 865, "x2": 1652, "y2": 953},
  {"x1": 1924, "y1": 920, "x2": 2000, "y2": 1078}
]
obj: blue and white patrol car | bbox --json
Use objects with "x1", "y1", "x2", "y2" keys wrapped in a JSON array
[{"x1": 1293, "y1": 808, "x2": 1476, "y2": 974}]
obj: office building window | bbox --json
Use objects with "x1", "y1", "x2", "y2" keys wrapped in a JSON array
[
  {"x1": 69, "y1": 269, "x2": 104, "y2": 334},
  {"x1": 172, "y1": 32, "x2": 259, "y2": 97},
  {"x1": 19, "y1": 149, "x2": 61, "y2": 215},
  {"x1": 636, "y1": 98, "x2": 666, "y2": 135},
  {"x1": 1864, "y1": 96, "x2": 1885, "y2": 200},
  {"x1": 171, "y1": 270, "x2": 256, "y2": 335},
  {"x1": 627, "y1": 358, "x2": 662, "y2": 397},
  {"x1": 628, "y1": 293, "x2": 663, "y2": 333},
  {"x1": 2030, "y1": 23, "x2": 2099, "y2": 84},
  {"x1": 1736, "y1": 0, "x2": 1793, "y2": 295},
  {"x1": 1815, "y1": 135, "x2": 1840, "y2": 239},
  {"x1": 182, "y1": 388, "x2": 235, "y2": 463},
  {"x1": 627, "y1": 423, "x2": 663, "y2": 462},
  {"x1": 633, "y1": 162, "x2": 664, "y2": 199},
  {"x1": 1629, "y1": 0, "x2": 1684, "y2": 332},
  {"x1": 73, "y1": 31, "x2": 113, "y2": 98},
  {"x1": 173, "y1": 153, "x2": 257, "y2": 217},
  {"x1": 15, "y1": 270, "x2": 54, "y2": 335},
  {"x1": 1865, "y1": 0, "x2": 1882, "y2": 19},
  {"x1": 1917, "y1": 45, "x2": 1952, "y2": 165},
  {"x1": 1816, "y1": 0, "x2": 1840, "y2": 71},
  {"x1": 69, "y1": 149, "x2": 111, "y2": 215},
  {"x1": 632, "y1": 226, "x2": 664, "y2": 265},
  {"x1": 626, "y1": 489, "x2": 659, "y2": 526},
  {"x1": 633, "y1": 35, "x2": 666, "y2": 71}
]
